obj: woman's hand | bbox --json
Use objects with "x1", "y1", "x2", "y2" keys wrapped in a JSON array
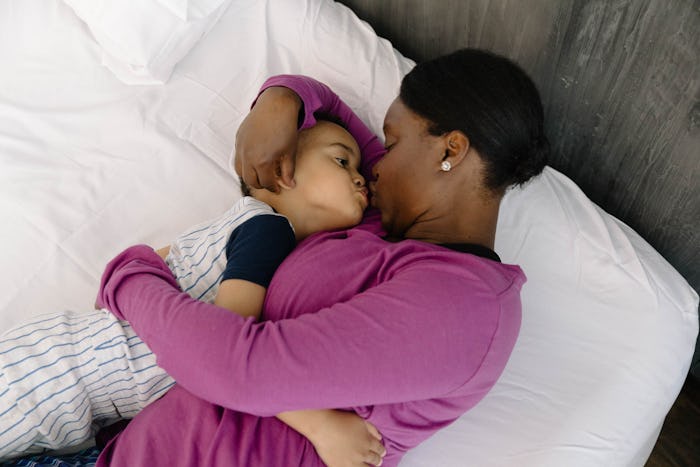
[
  {"x1": 95, "y1": 245, "x2": 179, "y2": 319},
  {"x1": 309, "y1": 410, "x2": 386, "y2": 467},
  {"x1": 234, "y1": 86, "x2": 302, "y2": 192}
]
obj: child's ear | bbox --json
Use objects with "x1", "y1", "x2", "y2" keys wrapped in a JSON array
[{"x1": 277, "y1": 178, "x2": 295, "y2": 190}]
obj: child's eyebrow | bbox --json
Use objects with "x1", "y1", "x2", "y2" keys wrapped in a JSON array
[{"x1": 328, "y1": 142, "x2": 359, "y2": 158}]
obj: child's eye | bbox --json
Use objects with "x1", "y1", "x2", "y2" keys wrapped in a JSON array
[
  {"x1": 335, "y1": 157, "x2": 349, "y2": 168},
  {"x1": 384, "y1": 143, "x2": 395, "y2": 151}
]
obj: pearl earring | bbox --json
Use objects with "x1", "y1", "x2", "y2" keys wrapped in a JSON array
[{"x1": 441, "y1": 160, "x2": 452, "y2": 172}]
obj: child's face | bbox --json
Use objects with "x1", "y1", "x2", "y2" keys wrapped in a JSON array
[{"x1": 292, "y1": 121, "x2": 367, "y2": 232}]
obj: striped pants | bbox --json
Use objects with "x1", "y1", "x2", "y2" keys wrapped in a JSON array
[{"x1": 0, "y1": 309, "x2": 174, "y2": 461}]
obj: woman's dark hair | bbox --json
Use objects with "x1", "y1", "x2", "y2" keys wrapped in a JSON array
[{"x1": 400, "y1": 48, "x2": 549, "y2": 191}]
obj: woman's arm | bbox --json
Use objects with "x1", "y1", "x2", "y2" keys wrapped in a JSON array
[
  {"x1": 154, "y1": 240, "x2": 386, "y2": 464},
  {"x1": 214, "y1": 276, "x2": 386, "y2": 465},
  {"x1": 96, "y1": 245, "x2": 508, "y2": 416},
  {"x1": 235, "y1": 75, "x2": 385, "y2": 190}
]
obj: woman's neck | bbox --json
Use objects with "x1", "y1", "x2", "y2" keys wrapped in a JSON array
[{"x1": 403, "y1": 192, "x2": 501, "y2": 250}]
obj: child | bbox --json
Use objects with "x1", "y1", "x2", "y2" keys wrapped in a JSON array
[
  {"x1": 157, "y1": 117, "x2": 369, "y2": 322},
  {"x1": 0, "y1": 119, "x2": 385, "y2": 465}
]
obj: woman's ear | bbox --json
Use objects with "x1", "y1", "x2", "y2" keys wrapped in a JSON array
[{"x1": 441, "y1": 131, "x2": 470, "y2": 169}]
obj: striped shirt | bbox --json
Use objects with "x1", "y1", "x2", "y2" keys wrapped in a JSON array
[
  {"x1": 166, "y1": 196, "x2": 294, "y2": 303},
  {"x1": 0, "y1": 196, "x2": 294, "y2": 461}
]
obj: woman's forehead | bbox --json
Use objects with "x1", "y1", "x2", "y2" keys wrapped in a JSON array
[
  {"x1": 383, "y1": 98, "x2": 403, "y2": 132},
  {"x1": 384, "y1": 99, "x2": 426, "y2": 136}
]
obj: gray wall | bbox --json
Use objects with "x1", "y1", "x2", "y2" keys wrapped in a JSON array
[{"x1": 337, "y1": 0, "x2": 700, "y2": 375}]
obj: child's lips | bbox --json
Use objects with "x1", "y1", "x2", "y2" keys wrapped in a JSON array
[{"x1": 358, "y1": 187, "x2": 369, "y2": 207}]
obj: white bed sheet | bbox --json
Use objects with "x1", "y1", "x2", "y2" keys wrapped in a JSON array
[{"x1": 1, "y1": 1, "x2": 697, "y2": 466}]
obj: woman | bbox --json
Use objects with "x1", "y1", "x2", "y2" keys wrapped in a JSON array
[{"x1": 95, "y1": 48, "x2": 548, "y2": 466}]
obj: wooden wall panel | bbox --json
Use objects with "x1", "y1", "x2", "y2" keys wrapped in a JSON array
[{"x1": 338, "y1": 0, "x2": 700, "y2": 298}]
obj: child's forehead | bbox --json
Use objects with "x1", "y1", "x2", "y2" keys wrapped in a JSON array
[
  {"x1": 300, "y1": 122, "x2": 360, "y2": 155},
  {"x1": 303, "y1": 120, "x2": 346, "y2": 137}
]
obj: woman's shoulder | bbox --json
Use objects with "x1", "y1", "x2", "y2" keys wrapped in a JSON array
[{"x1": 392, "y1": 240, "x2": 527, "y2": 296}]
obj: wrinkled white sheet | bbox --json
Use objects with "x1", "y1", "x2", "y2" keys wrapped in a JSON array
[{"x1": 0, "y1": 1, "x2": 696, "y2": 466}]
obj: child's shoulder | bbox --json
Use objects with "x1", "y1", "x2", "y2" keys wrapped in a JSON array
[{"x1": 228, "y1": 196, "x2": 276, "y2": 217}]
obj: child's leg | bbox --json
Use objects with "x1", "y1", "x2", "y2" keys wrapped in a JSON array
[{"x1": 0, "y1": 309, "x2": 174, "y2": 461}]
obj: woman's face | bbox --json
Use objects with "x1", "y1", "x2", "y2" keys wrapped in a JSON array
[{"x1": 371, "y1": 98, "x2": 444, "y2": 238}]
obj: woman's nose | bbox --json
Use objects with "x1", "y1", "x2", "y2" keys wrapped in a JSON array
[{"x1": 371, "y1": 158, "x2": 381, "y2": 181}]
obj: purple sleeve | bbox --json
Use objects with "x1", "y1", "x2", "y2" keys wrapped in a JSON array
[
  {"x1": 257, "y1": 75, "x2": 385, "y2": 183},
  {"x1": 96, "y1": 245, "x2": 496, "y2": 416}
]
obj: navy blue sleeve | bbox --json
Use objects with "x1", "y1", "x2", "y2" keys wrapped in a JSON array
[{"x1": 222, "y1": 214, "x2": 296, "y2": 288}]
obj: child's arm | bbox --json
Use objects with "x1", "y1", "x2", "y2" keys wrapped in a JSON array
[
  {"x1": 214, "y1": 279, "x2": 265, "y2": 320},
  {"x1": 277, "y1": 410, "x2": 386, "y2": 467}
]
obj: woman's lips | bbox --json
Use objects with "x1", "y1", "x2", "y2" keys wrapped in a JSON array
[{"x1": 368, "y1": 182, "x2": 377, "y2": 207}]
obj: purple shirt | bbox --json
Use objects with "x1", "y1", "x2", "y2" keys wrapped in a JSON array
[{"x1": 95, "y1": 75, "x2": 525, "y2": 467}]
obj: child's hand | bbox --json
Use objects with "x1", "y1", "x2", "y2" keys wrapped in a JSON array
[
  {"x1": 309, "y1": 410, "x2": 386, "y2": 467},
  {"x1": 155, "y1": 245, "x2": 171, "y2": 261}
]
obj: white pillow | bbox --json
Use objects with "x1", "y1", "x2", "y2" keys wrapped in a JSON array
[
  {"x1": 62, "y1": 0, "x2": 232, "y2": 84},
  {"x1": 139, "y1": 0, "x2": 414, "y2": 172},
  {"x1": 155, "y1": 0, "x2": 225, "y2": 20}
]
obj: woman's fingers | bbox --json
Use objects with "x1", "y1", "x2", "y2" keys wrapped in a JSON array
[
  {"x1": 254, "y1": 158, "x2": 283, "y2": 192},
  {"x1": 236, "y1": 147, "x2": 283, "y2": 193},
  {"x1": 235, "y1": 141, "x2": 296, "y2": 193}
]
